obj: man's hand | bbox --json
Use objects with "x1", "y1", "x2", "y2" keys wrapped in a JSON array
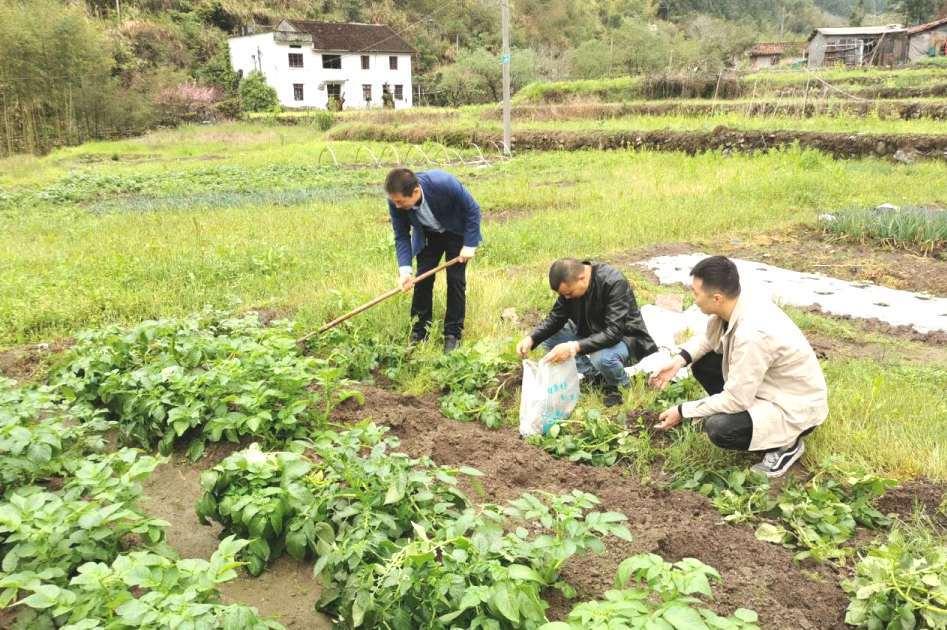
[
  {"x1": 458, "y1": 246, "x2": 476, "y2": 263},
  {"x1": 543, "y1": 341, "x2": 579, "y2": 365},
  {"x1": 516, "y1": 336, "x2": 534, "y2": 358},
  {"x1": 398, "y1": 273, "x2": 415, "y2": 293},
  {"x1": 649, "y1": 355, "x2": 687, "y2": 391},
  {"x1": 655, "y1": 405, "x2": 683, "y2": 431}
]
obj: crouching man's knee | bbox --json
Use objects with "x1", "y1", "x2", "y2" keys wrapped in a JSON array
[
  {"x1": 701, "y1": 412, "x2": 752, "y2": 451},
  {"x1": 588, "y1": 349, "x2": 629, "y2": 386}
]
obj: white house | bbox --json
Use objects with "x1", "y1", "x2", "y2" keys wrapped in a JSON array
[{"x1": 229, "y1": 19, "x2": 415, "y2": 110}]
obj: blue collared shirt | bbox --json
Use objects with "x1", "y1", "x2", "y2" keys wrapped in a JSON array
[{"x1": 414, "y1": 192, "x2": 444, "y2": 233}]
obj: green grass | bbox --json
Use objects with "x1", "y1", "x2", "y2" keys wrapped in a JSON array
[
  {"x1": 821, "y1": 206, "x2": 947, "y2": 255},
  {"x1": 2, "y1": 121, "x2": 946, "y2": 481},
  {"x1": 515, "y1": 66, "x2": 947, "y2": 104},
  {"x1": 810, "y1": 360, "x2": 947, "y2": 480}
]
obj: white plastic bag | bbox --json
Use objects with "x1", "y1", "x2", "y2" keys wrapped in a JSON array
[
  {"x1": 518, "y1": 358, "x2": 580, "y2": 437},
  {"x1": 624, "y1": 348, "x2": 689, "y2": 382}
]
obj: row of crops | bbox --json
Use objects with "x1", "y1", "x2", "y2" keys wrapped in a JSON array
[{"x1": 1, "y1": 310, "x2": 944, "y2": 628}]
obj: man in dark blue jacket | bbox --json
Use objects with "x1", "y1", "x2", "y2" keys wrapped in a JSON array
[{"x1": 386, "y1": 168, "x2": 483, "y2": 352}]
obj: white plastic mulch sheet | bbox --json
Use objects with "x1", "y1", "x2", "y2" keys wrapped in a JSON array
[{"x1": 638, "y1": 253, "x2": 947, "y2": 335}]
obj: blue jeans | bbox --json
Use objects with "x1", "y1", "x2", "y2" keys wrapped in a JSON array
[{"x1": 541, "y1": 322, "x2": 630, "y2": 388}]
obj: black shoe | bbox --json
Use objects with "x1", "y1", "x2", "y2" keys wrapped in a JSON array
[
  {"x1": 603, "y1": 387, "x2": 624, "y2": 408},
  {"x1": 751, "y1": 438, "x2": 805, "y2": 478},
  {"x1": 444, "y1": 335, "x2": 460, "y2": 353}
]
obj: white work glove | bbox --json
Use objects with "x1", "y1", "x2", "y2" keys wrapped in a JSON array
[
  {"x1": 398, "y1": 266, "x2": 414, "y2": 292},
  {"x1": 458, "y1": 246, "x2": 476, "y2": 263}
]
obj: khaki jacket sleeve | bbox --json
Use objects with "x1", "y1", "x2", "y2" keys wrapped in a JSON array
[
  {"x1": 681, "y1": 318, "x2": 717, "y2": 363},
  {"x1": 681, "y1": 330, "x2": 773, "y2": 419}
]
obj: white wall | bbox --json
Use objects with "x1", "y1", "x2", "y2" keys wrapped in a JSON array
[{"x1": 228, "y1": 33, "x2": 413, "y2": 109}]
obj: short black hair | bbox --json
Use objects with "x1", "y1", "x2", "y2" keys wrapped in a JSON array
[
  {"x1": 690, "y1": 255, "x2": 741, "y2": 298},
  {"x1": 548, "y1": 258, "x2": 585, "y2": 291},
  {"x1": 385, "y1": 168, "x2": 419, "y2": 196}
]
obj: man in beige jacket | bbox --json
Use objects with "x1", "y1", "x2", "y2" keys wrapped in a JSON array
[{"x1": 649, "y1": 255, "x2": 828, "y2": 478}]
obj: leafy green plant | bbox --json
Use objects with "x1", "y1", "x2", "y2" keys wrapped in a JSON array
[
  {"x1": 674, "y1": 459, "x2": 896, "y2": 563},
  {"x1": 674, "y1": 468, "x2": 775, "y2": 524},
  {"x1": 526, "y1": 407, "x2": 648, "y2": 467},
  {"x1": 0, "y1": 450, "x2": 167, "y2": 584},
  {"x1": 53, "y1": 312, "x2": 360, "y2": 459},
  {"x1": 0, "y1": 378, "x2": 108, "y2": 492},
  {"x1": 328, "y1": 490, "x2": 632, "y2": 629},
  {"x1": 843, "y1": 520, "x2": 947, "y2": 629},
  {"x1": 311, "y1": 327, "x2": 409, "y2": 383},
  {"x1": 197, "y1": 423, "x2": 473, "y2": 577},
  {"x1": 754, "y1": 460, "x2": 896, "y2": 562},
  {"x1": 428, "y1": 341, "x2": 516, "y2": 428},
  {"x1": 239, "y1": 71, "x2": 280, "y2": 113},
  {"x1": 3, "y1": 536, "x2": 282, "y2": 629},
  {"x1": 540, "y1": 553, "x2": 760, "y2": 629}
]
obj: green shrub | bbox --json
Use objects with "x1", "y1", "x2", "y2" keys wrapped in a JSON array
[{"x1": 239, "y1": 71, "x2": 280, "y2": 113}]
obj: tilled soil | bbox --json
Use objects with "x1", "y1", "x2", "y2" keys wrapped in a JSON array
[
  {"x1": 332, "y1": 385, "x2": 850, "y2": 629},
  {"x1": 0, "y1": 339, "x2": 73, "y2": 382}
]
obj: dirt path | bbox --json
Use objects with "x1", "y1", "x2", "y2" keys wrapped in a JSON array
[{"x1": 332, "y1": 385, "x2": 851, "y2": 629}]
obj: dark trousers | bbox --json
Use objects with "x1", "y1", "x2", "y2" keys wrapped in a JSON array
[
  {"x1": 691, "y1": 352, "x2": 812, "y2": 452},
  {"x1": 411, "y1": 231, "x2": 467, "y2": 339}
]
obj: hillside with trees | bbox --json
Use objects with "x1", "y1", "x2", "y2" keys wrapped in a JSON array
[{"x1": 0, "y1": 0, "x2": 944, "y2": 155}]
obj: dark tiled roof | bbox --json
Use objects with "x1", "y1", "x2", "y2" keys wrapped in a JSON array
[
  {"x1": 286, "y1": 20, "x2": 415, "y2": 53},
  {"x1": 907, "y1": 16, "x2": 947, "y2": 35}
]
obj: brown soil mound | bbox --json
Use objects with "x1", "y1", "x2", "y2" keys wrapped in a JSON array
[
  {"x1": 0, "y1": 339, "x2": 73, "y2": 382},
  {"x1": 333, "y1": 385, "x2": 850, "y2": 629},
  {"x1": 327, "y1": 124, "x2": 947, "y2": 162},
  {"x1": 482, "y1": 100, "x2": 947, "y2": 122}
]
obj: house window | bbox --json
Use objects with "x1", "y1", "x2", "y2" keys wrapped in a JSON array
[
  {"x1": 389, "y1": 55, "x2": 398, "y2": 70},
  {"x1": 362, "y1": 84, "x2": 372, "y2": 101},
  {"x1": 288, "y1": 53, "x2": 303, "y2": 68},
  {"x1": 322, "y1": 54, "x2": 341, "y2": 69},
  {"x1": 361, "y1": 55, "x2": 370, "y2": 69},
  {"x1": 290, "y1": 44, "x2": 301, "y2": 49},
  {"x1": 326, "y1": 83, "x2": 341, "y2": 100},
  {"x1": 293, "y1": 83, "x2": 304, "y2": 101},
  {"x1": 394, "y1": 84, "x2": 403, "y2": 100}
]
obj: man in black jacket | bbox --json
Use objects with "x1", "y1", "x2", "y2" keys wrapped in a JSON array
[{"x1": 516, "y1": 259, "x2": 657, "y2": 407}]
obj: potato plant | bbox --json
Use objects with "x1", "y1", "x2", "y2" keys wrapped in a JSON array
[
  {"x1": 677, "y1": 459, "x2": 896, "y2": 563},
  {"x1": 843, "y1": 522, "x2": 947, "y2": 629},
  {"x1": 540, "y1": 553, "x2": 760, "y2": 629},
  {"x1": 3, "y1": 536, "x2": 281, "y2": 629},
  {"x1": 0, "y1": 450, "x2": 167, "y2": 588},
  {"x1": 428, "y1": 341, "x2": 516, "y2": 429},
  {"x1": 197, "y1": 424, "x2": 473, "y2": 577},
  {"x1": 0, "y1": 378, "x2": 108, "y2": 492},
  {"x1": 52, "y1": 312, "x2": 360, "y2": 459},
  {"x1": 326, "y1": 490, "x2": 632, "y2": 629}
]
